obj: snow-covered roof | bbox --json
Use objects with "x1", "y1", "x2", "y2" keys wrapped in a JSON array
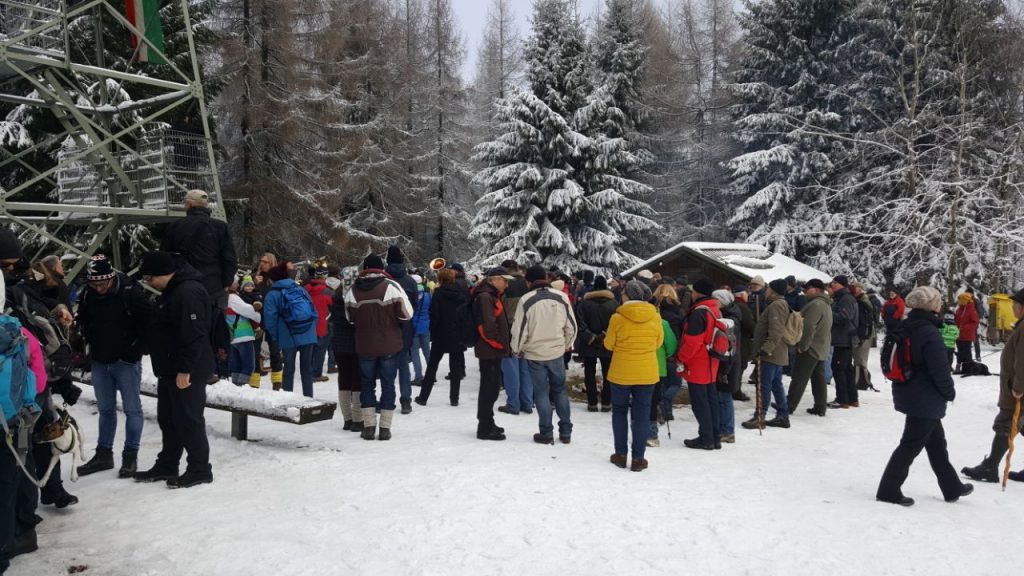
[{"x1": 623, "y1": 241, "x2": 831, "y2": 284}]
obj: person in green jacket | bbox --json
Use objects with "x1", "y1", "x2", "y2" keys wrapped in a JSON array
[
  {"x1": 941, "y1": 311, "x2": 960, "y2": 368},
  {"x1": 647, "y1": 319, "x2": 679, "y2": 447}
]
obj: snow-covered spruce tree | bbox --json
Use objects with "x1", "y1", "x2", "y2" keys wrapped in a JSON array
[
  {"x1": 833, "y1": 0, "x2": 1024, "y2": 294},
  {"x1": 524, "y1": 0, "x2": 592, "y2": 120},
  {"x1": 725, "y1": 0, "x2": 859, "y2": 267}
]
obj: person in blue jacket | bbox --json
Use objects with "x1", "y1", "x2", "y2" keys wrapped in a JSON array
[
  {"x1": 876, "y1": 286, "x2": 973, "y2": 507},
  {"x1": 262, "y1": 262, "x2": 318, "y2": 397},
  {"x1": 410, "y1": 274, "x2": 432, "y2": 385}
]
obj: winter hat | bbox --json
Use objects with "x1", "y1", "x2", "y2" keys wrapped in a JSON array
[
  {"x1": 593, "y1": 276, "x2": 608, "y2": 291},
  {"x1": 786, "y1": 275, "x2": 797, "y2": 288},
  {"x1": 363, "y1": 254, "x2": 385, "y2": 271},
  {"x1": 624, "y1": 280, "x2": 652, "y2": 302},
  {"x1": 86, "y1": 255, "x2": 116, "y2": 281},
  {"x1": 268, "y1": 261, "x2": 290, "y2": 281},
  {"x1": 732, "y1": 284, "x2": 749, "y2": 294},
  {"x1": 449, "y1": 262, "x2": 466, "y2": 274},
  {"x1": 832, "y1": 275, "x2": 850, "y2": 288},
  {"x1": 692, "y1": 277, "x2": 715, "y2": 297},
  {"x1": 713, "y1": 289, "x2": 735, "y2": 308},
  {"x1": 749, "y1": 275, "x2": 765, "y2": 289},
  {"x1": 0, "y1": 227, "x2": 22, "y2": 260},
  {"x1": 525, "y1": 265, "x2": 547, "y2": 283},
  {"x1": 678, "y1": 275, "x2": 690, "y2": 286},
  {"x1": 314, "y1": 267, "x2": 329, "y2": 279},
  {"x1": 500, "y1": 259, "x2": 518, "y2": 270},
  {"x1": 803, "y1": 279, "x2": 826, "y2": 291},
  {"x1": 139, "y1": 251, "x2": 177, "y2": 276},
  {"x1": 957, "y1": 292, "x2": 974, "y2": 306},
  {"x1": 906, "y1": 286, "x2": 943, "y2": 313},
  {"x1": 943, "y1": 311, "x2": 955, "y2": 323},
  {"x1": 325, "y1": 277, "x2": 342, "y2": 291},
  {"x1": 484, "y1": 266, "x2": 515, "y2": 280},
  {"x1": 583, "y1": 270, "x2": 595, "y2": 284},
  {"x1": 1010, "y1": 288, "x2": 1024, "y2": 306},
  {"x1": 637, "y1": 269, "x2": 654, "y2": 281},
  {"x1": 768, "y1": 279, "x2": 788, "y2": 295},
  {"x1": 241, "y1": 275, "x2": 255, "y2": 289},
  {"x1": 386, "y1": 245, "x2": 404, "y2": 265}
]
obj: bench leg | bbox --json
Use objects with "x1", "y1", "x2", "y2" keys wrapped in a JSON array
[{"x1": 231, "y1": 412, "x2": 248, "y2": 441}]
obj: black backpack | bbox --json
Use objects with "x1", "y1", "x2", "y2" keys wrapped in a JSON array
[
  {"x1": 7, "y1": 288, "x2": 72, "y2": 385},
  {"x1": 457, "y1": 295, "x2": 480, "y2": 348},
  {"x1": 856, "y1": 298, "x2": 874, "y2": 340}
]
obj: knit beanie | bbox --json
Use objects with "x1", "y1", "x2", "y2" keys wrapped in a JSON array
[
  {"x1": 593, "y1": 276, "x2": 608, "y2": 291},
  {"x1": 713, "y1": 289, "x2": 735, "y2": 308},
  {"x1": 386, "y1": 245, "x2": 403, "y2": 265},
  {"x1": 363, "y1": 254, "x2": 385, "y2": 271},
  {"x1": 957, "y1": 292, "x2": 973, "y2": 306},
  {"x1": 241, "y1": 275, "x2": 255, "y2": 289},
  {"x1": 86, "y1": 255, "x2": 116, "y2": 281},
  {"x1": 692, "y1": 277, "x2": 715, "y2": 297},
  {"x1": 768, "y1": 278, "x2": 788, "y2": 295},
  {"x1": 624, "y1": 280, "x2": 652, "y2": 302},
  {"x1": 906, "y1": 286, "x2": 943, "y2": 312},
  {"x1": 749, "y1": 275, "x2": 765, "y2": 289},
  {"x1": 139, "y1": 251, "x2": 177, "y2": 276}
]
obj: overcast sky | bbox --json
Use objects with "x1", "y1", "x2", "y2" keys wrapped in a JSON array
[{"x1": 452, "y1": 0, "x2": 606, "y2": 81}]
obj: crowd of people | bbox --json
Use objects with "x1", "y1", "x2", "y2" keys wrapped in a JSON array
[{"x1": 2, "y1": 189, "x2": 1024, "y2": 573}]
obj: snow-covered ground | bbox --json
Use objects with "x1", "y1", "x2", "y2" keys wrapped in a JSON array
[{"x1": 11, "y1": 347, "x2": 1022, "y2": 576}]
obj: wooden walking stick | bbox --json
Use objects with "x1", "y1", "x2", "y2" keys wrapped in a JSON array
[
  {"x1": 755, "y1": 355, "x2": 763, "y2": 435},
  {"x1": 1002, "y1": 397, "x2": 1022, "y2": 491}
]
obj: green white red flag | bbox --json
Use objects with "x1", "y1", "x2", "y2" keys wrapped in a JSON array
[{"x1": 126, "y1": 0, "x2": 166, "y2": 64}]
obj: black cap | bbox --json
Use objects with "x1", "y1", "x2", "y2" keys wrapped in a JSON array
[
  {"x1": 692, "y1": 277, "x2": 715, "y2": 297},
  {"x1": 363, "y1": 254, "x2": 385, "y2": 271},
  {"x1": 832, "y1": 275, "x2": 850, "y2": 288},
  {"x1": 525, "y1": 265, "x2": 547, "y2": 283},
  {"x1": 139, "y1": 251, "x2": 177, "y2": 276},
  {"x1": 0, "y1": 227, "x2": 22, "y2": 260},
  {"x1": 769, "y1": 279, "x2": 788, "y2": 294},
  {"x1": 803, "y1": 278, "x2": 826, "y2": 291},
  {"x1": 386, "y1": 245, "x2": 403, "y2": 264}
]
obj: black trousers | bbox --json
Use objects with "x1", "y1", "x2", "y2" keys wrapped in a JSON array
[
  {"x1": 955, "y1": 341, "x2": 973, "y2": 365},
  {"x1": 478, "y1": 359, "x2": 503, "y2": 434},
  {"x1": 832, "y1": 347, "x2": 857, "y2": 404},
  {"x1": 583, "y1": 356, "x2": 611, "y2": 407},
  {"x1": 878, "y1": 416, "x2": 964, "y2": 501},
  {"x1": 788, "y1": 352, "x2": 826, "y2": 412},
  {"x1": 0, "y1": 432, "x2": 19, "y2": 574},
  {"x1": 418, "y1": 347, "x2": 465, "y2": 403},
  {"x1": 156, "y1": 376, "x2": 212, "y2": 475}
]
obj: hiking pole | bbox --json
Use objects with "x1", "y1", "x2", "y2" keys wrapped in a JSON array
[
  {"x1": 755, "y1": 355, "x2": 763, "y2": 436},
  {"x1": 664, "y1": 404, "x2": 672, "y2": 439},
  {"x1": 1002, "y1": 397, "x2": 1021, "y2": 491}
]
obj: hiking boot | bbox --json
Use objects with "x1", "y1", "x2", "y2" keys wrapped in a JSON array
[
  {"x1": 683, "y1": 438, "x2": 714, "y2": 450},
  {"x1": 77, "y1": 447, "x2": 114, "y2": 476},
  {"x1": 414, "y1": 396, "x2": 427, "y2": 406},
  {"x1": 400, "y1": 400, "x2": 412, "y2": 415},
  {"x1": 559, "y1": 435, "x2": 571, "y2": 445},
  {"x1": 343, "y1": 420, "x2": 353, "y2": 431},
  {"x1": 533, "y1": 433, "x2": 554, "y2": 445},
  {"x1": 166, "y1": 470, "x2": 213, "y2": 489},
  {"x1": 600, "y1": 405, "x2": 612, "y2": 413},
  {"x1": 1009, "y1": 470, "x2": 1024, "y2": 482},
  {"x1": 134, "y1": 465, "x2": 178, "y2": 483},
  {"x1": 361, "y1": 427, "x2": 376, "y2": 440},
  {"x1": 10, "y1": 530, "x2": 37, "y2": 558},
  {"x1": 349, "y1": 420, "x2": 364, "y2": 433},
  {"x1": 630, "y1": 458, "x2": 648, "y2": 472},
  {"x1": 720, "y1": 434, "x2": 736, "y2": 444},
  {"x1": 946, "y1": 483, "x2": 974, "y2": 503},
  {"x1": 733, "y1": 391, "x2": 750, "y2": 402},
  {"x1": 314, "y1": 376, "x2": 330, "y2": 383},
  {"x1": 849, "y1": 401, "x2": 860, "y2": 408},
  {"x1": 521, "y1": 407, "x2": 534, "y2": 414},
  {"x1": 877, "y1": 495, "x2": 914, "y2": 507},
  {"x1": 765, "y1": 416, "x2": 791, "y2": 429},
  {"x1": 741, "y1": 416, "x2": 764, "y2": 430},
  {"x1": 41, "y1": 488, "x2": 78, "y2": 509},
  {"x1": 498, "y1": 405, "x2": 519, "y2": 415},
  {"x1": 378, "y1": 428, "x2": 392, "y2": 441},
  {"x1": 610, "y1": 453, "x2": 628, "y2": 468},
  {"x1": 118, "y1": 449, "x2": 138, "y2": 479},
  {"x1": 411, "y1": 379, "x2": 421, "y2": 387},
  {"x1": 961, "y1": 458, "x2": 1000, "y2": 482},
  {"x1": 477, "y1": 429, "x2": 506, "y2": 441},
  {"x1": 587, "y1": 404, "x2": 599, "y2": 412},
  {"x1": 646, "y1": 437, "x2": 660, "y2": 447},
  {"x1": 806, "y1": 407, "x2": 826, "y2": 416}
]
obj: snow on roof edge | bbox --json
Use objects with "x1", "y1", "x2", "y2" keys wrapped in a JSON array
[{"x1": 623, "y1": 241, "x2": 831, "y2": 284}]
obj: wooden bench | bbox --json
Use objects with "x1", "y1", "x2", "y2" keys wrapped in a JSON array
[{"x1": 73, "y1": 372, "x2": 337, "y2": 441}]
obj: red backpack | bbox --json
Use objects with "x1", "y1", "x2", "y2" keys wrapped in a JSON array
[
  {"x1": 694, "y1": 305, "x2": 736, "y2": 363},
  {"x1": 881, "y1": 320, "x2": 913, "y2": 384}
]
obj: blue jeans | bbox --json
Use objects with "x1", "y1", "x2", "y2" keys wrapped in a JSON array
[
  {"x1": 360, "y1": 353, "x2": 400, "y2": 411},
  {"x1": 91, "y1": 360, "x2": 144, "y2": 451},
  {"x1": 283, "y1": 343, "x2": 315, "y2": 397},
  {"x1": 528, "y1": 358, "x2": 572, "y2": 438},
  {"x1": 688, "y1": 383, "x2": 721, "y2": 445},
  {"x1": 611, "y1": 383, "x2": 654, "y2": 460},
  {"x1": 502, "y1": 356, "x2": 534, "y2": 412},
  {"x1": 824, "y1": 347, "x2": 834, "y2": 384},
  {"x1": 312, "y1": 335, "x2": 330, "y2": 377},
  {"x1": 759, "y1": 362, "x2": 788, "y2": 417},
  {"x1": 411, "y1": 333, "x2": 430, "y2": 380},
  {"x1": 229, "y1": 340, "x2": 256, "y2": 386},
  {"x1": 718, "y1": 390, "x2": 735, "y2": 435},
  {"x1": 397, "y1": 347, "x2": 412, "y2": 402}
]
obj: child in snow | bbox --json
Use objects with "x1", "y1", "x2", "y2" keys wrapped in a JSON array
[
  {"x1": 941, "y1": 312, "x2": 959, "y2": 369},
  {"x1": 227, "y1": 278, "x2": 262, "y2": 387}
]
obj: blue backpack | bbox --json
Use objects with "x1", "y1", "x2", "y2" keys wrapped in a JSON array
[
  {"x1": 273, "y1": 284, "x2": 317, "y2": 336},
  {"x1": 0, "y1": 315, "x2": 37, "y2": 425}
]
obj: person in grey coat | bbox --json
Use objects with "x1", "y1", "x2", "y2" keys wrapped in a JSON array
[
  {"x1": 829, "y1": 275, "x2": 860, "y2": 408},
  {"x1": 787, "y1": 279, "x2": 833, "y2": 415}
]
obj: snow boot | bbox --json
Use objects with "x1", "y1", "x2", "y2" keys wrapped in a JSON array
[
  {"x1": 166, "y1": 470, "x2": 214, "y2": 489},
  {"x1": 1008, "y1": 470, "x2": 1024, "y2": 482},
  {"x1": 610, "y1": 453, "x2": 627, "y2": 468},
  {"x1": 630, "y1": 458, "x2": 648, "y2": 472},
  {"x1": 338, "y1": 390, "x2": 352, "y2": 430},
  {"x1": 945, "y1": 483, "x2": 974, "y2": 503},
  {"x1": 77, "y1": 447, "x2": 114, "y2": 477},
  {"x1": 248, "y1": 372, "x2": 262, "y2": 388},
  {"x1": 349, "y1": 396, "x2": 364, "y2": 432},
  {"x1": 877, "y1": 495, "x2": 914, "y2": 507},
  {"x1": 10, "y1": 529, "x2": 37, "y2": 558},
  {"x1": 765, "y1": 416, "x2": 790, "y2": 429},
  {"x1": 361, "y1": 407, "x2": 377, "y2": 440},
  {"x1": 962, "y1": 434, "x2": 1008, "y2": 482},
  {"x1": 271, "y1": 370, "x2": 283, "y2": 391},
  {"x1": 400, "y1": 399, "x2": 412, "y2": 415},
  {"x1": 134, "y1": 464, "x2": 179, "y2": 483},
  {"x1": 378, "y1": 410, "x2": 394, "y2": 441},
  {"x1": 118, "y1": 449, "x2": 138, "y2": 479},
  {"x1": 41, "y1": 487, "x2": 78, "y2": 509}
]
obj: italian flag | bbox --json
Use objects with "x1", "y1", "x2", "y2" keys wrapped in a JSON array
[{"x1": 126, "y1": 0, "x2": 166, "y2": 64}]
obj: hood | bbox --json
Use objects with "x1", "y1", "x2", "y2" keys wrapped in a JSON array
[
  {"x1": 385, "y1": 263, "x2": 408, "y2": 280},
  {"x1": 354, "y1": 273, "x2": 388, "y2": 291},
  {"x1": 473, "y1": 281, "x2": 501, "y2": 299},
  {"x1": 166, "y1": 265, "x2": 206, "y2": 292},
  {"x1": 584, "y1": 290, "x2": 615, "y2": 301},
  {"x1": 436, "y1": 283, "x2": 465, "y2": 302},
  {"x1": 616, "y1": 301, "x2": 660, "y2": 324},
  {"x1": 306, "y1": 279, "x2": 327, "y2": 296}
]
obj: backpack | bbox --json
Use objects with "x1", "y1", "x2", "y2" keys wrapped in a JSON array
[
  {"x1": 857, "y1": 298, "x2": 874, "y2": 340},
  {"x1": 458, "y1": 296, "x2": 480, "y2": 347},
  {"x1": 8, "y1": 289, "x2": 72, "y2": 385},
  {"x1": 695, "y1": 305, "x2": 735, "y2": 363},
  {"x1": 881, "y1": 320, "x2": 913, "y2": 384},
  {"x1": 782, "y1": 310, "x2": 804, "y2": 346},
  {"x1": 0, "y1": 315, "x2": 37, "y2": 425},
  {"x1": 272, "y1": 283, "x2": 317, "y2": 336},
  {"x1": 714, "y1": 317, "x2": 738, "y2": 389}
]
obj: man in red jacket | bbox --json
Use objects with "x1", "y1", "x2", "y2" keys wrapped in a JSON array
[
  {"x1": 677, "y1": 278, "x2": 722, "y2": 450},
  {"x1": 305, "y1": 266, "x2": 333, "y2": 382}
]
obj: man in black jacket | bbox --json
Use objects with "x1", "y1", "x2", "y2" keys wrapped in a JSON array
[
  {"x1": 76, "y1": 255, "x2": 153, "y2": 479},
  {"x1": 385, "y1": 246, "x2": 418, "y2": 415},
  {"x1": 575, "y1": 276, "x2": 618, "y2": 412},
  {"x1": 829, "y1": 275, "x2": 860, "y2": 409},
  {"x1": 160, "y1": 190, "x2": 237, "y2": 311},
  {"x1": 135, "y1": 251, "x2": 215, "y2": 488}
]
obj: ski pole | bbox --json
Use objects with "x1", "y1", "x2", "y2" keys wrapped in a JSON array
[{"x1": 1003, "y1": 397, "x2": 1021, "y2": 491}]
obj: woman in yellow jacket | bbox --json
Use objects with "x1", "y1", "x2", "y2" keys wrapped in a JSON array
[{"x1": 604, "y1": 280, "x2": 664, "y2": 472}]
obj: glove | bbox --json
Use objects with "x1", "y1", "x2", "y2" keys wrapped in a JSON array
[{"x1": 59, "y1": 383, "x2": 82, "y2": 406}]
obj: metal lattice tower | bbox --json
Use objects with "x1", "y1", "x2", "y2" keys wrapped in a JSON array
[{"x1": 0, "y1": 0, "x2": 222, "y2": 275}]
